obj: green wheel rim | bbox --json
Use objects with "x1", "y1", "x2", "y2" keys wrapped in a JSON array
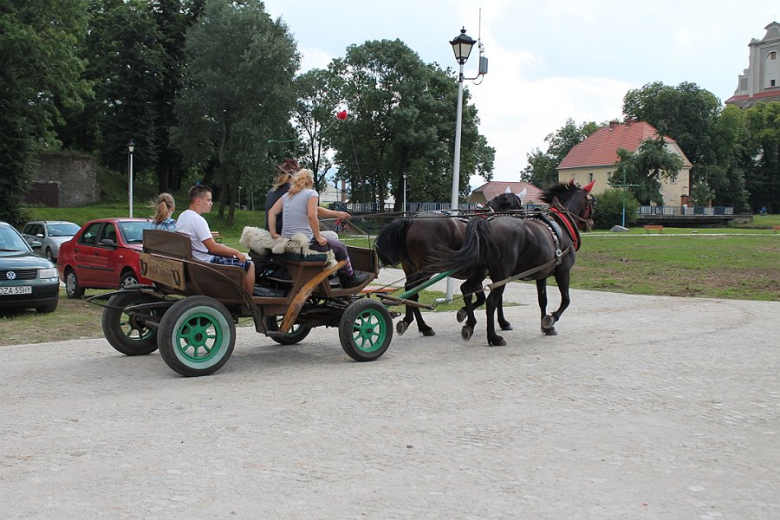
[
  {"x1": 175, "y1": 312, "x2": 224, "y2": 363},
  {"x1": 351, "y1": 308, "x2": 387, "y2": 353}
]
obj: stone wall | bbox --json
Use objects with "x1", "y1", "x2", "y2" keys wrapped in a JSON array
[{"x1": 32, "y1": 153, "x2": 100, "y2": 207}]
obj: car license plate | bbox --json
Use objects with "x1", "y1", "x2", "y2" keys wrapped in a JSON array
[{"x1": 0, "y1": 286, "x2": 32, "y2": 295}]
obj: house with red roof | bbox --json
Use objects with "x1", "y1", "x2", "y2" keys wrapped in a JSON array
[
  {"x1": 557, "y1": 120, "x2": 692, "y2": 206},
  {"x1": 725, "y1": 21, "x2": 780, "y2": 108},
  {"x1": 468, "y1": 181, "x2": 543, "y2": 205}
]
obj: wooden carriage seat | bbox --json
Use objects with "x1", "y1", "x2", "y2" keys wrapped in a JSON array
[{"x1": 141, "y1": 229, "x2": 246, "y2": 300}]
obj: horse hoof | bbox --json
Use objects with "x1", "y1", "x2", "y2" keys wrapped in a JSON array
[
  {"x1": 396, "y1": 321, "x2": 409, "y2": 335},
  {"x1": 421, "y1": 329, "x2": 436, "y2": 337},
  {"x1": 500, "y1": 323, "x2": 513, "y2": 331},
  {"x1": 456, "y1": 309, "x2": 467, "y2": 323},
  {"x1": 489, "y1": 337, "x2": 506, "y2": 346},
  {"x1": 542, "y1": 327, "x2": 558, "y2": 336},
  {"x1": 461, "y1": 326, "x2": 473, "y2": 341},
  {"x1": 542, "y1": 315, "x2": 555, "y2": 330}
]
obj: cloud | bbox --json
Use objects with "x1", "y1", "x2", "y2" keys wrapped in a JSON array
[
  {"x1": 467, "y1": 40, "x2": 633, "y2": 183},
  {"x1": 299, "y1": 46, "x2": 333, "y2": 72}
]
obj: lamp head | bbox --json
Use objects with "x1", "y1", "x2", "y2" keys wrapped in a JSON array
[
  {"x1": 128, "y1": 140, "x2": 135, "y2": 153},
  {"x1": 450, "y1": 27, "x2": 475, "y2": 65}
]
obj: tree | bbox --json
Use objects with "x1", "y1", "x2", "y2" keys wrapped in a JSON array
[
  {"x1": 149, "y1": 0, "x2": 205, "y2": 193},
  {"x1": 326, "y1": 40, "x2": 493, "y2": 208},
  {"x1": 591, "y1": 188, "x2": 639, "y2": 230},
  {"x1": 706, "y1": 104, "x2": 751, "y2": 211},
  {"x1": 689, "y1": 181, "x2": 715, "y2": 207},
  {"x1": 623, "y1": 81, "x2": 721, "y2": 166},
  {"x1": 79, "y1": 0, "x2": 167, "y2": 178},
  {"x1": 0, "y1": 0, "x2": 90, "y2": 224},
  {"x1": 610, "y1": 136, "x2": 684, "y2": 205},
  {"x1": 743, "y1": 102, "x2": 780, "y2": 213},
  {"x1": 174, "y1": 0, "x2": 299, "y2": 225},
  {"x1": 293, "y1": 68, "x2": 343, "y2": 191},
  {"x1": 620, "y1": 81, "x2": 753, "y2": 208},
  {"x1": 521, "y1": 119, "x2": 598, "y2": 188}
]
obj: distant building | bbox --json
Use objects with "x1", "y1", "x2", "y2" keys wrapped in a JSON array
[
  {"x1": 725, "y1": 21, "x2": 780, "y2": 108},
  {"x1": 26, "y1": 153, "x2": 100, "y2": 208},
  {"x1": 557, "y1": 120, "x2": 692, "y2": 206},
  {"x1": 468, "y1": 181, "x2": 543, "y2": 205}
]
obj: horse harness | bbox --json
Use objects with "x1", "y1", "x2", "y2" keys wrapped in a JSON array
[{"x1": 485, "y1": 207, "x2": 581, "y2": 291}]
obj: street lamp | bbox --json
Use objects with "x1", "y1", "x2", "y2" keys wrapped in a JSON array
[
  {"x1": 238, "y1": 185, "x2": 242, "y2": 208},
  {"x1": 127, "y1": 140, "x2": 135, "y2": 218},
  {"x1": 403, "y1": 173, "x2": 408, "y2": 216},
  {"x1": 445, "y1": 27, "x2": 482, "y2": 300}
]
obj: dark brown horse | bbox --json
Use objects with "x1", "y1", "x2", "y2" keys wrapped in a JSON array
[
  {"x1": 431, "y1": 180, "x2": 595, "y2": 346},
  {"x1": 374, "y1": 192, "x2": 525, "y2": 336}
]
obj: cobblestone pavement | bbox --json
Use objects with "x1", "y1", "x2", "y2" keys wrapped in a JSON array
[{"x1": 1, "y1": 270, "x2": 778, "y2": 519}]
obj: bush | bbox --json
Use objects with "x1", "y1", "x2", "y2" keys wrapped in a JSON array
[{"x1": 592, "y1": 188, "x2": 639, "y2": 229}]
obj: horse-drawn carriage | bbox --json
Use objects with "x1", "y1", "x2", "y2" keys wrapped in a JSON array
[
  {"x1": 92, "y1": 229, "x2": 396, "y2": 377},
  {"x1": 92, "y1": 180, "x2": 595, "y2": 376}
]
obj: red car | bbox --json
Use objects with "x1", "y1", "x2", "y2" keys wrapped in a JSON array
[{"x1": 57, "y1": 218, "x2": 155, "y2": 298}]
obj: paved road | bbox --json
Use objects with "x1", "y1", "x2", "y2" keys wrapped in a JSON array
[{"x1": 2, "y1": 272, "x2": 778, "y2": 519}]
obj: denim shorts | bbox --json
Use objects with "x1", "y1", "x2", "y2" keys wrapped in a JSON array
[{"x1": 210, "y1": 256, "x2": 252, "y2": 272}]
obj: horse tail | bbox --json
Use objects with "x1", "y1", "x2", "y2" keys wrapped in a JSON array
[
  {"x1": 429, "y1": 217, "x2": 495, "y2": 273},
  {"x1": 374, "y1": 218, "x2": 413, "y2": 266}
]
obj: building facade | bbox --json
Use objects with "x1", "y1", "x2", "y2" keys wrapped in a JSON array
[
  {"x1": 726, "y1": 21, "x2": 780, "y2": 108},
  {"x1": 557, "y1": 121, "x2": 691, "y2": 206}
]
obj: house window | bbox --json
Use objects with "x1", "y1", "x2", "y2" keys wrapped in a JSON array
[
  {"x1": 771, "y1": 51, "x2": 777, "y2": 60},
  {"x1": 588, "y1": 173, "x2": 594, "y2": 183},
  {"x1": 772, "y1": 79, "x2": 777, "y2": 87}
]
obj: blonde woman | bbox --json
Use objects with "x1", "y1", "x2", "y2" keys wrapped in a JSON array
[
  {"x1": 267, "y1": 169, "x2": 368, "y2": 288},
  {"x1": 152, "y1": 193, "x2": 176, "y2": 231},
  {"x1": 264, "y1": 158, "x2": 352, "y2": 235}
]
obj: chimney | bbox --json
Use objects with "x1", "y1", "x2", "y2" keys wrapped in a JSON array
[{"x1": 609, "y1": 120, "x2": 619, "y2": 130}]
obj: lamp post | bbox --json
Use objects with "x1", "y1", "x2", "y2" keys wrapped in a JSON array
[
  {"x1": 238, "y1": 185, "x2": 242, "y2": 208},
  {"x1": 446, "y1": 27, "x2": 476, "y2": 300},
  {"x1": 403, "y1": 173, "x2": 408, "y2": 216},
  {"x1": 127, "y1": 140, "x2": 135, "y2": 218}
]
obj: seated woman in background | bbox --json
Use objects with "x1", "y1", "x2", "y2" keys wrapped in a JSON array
[
  {"x1": 151, "y1": 193, "x2": 176, "y2": 231},
  {"x1": 267, "y1": 169, "x2": 368, "y2": 289},
  {"x1": 265, "y1": 157, "x2": 352, "y2": 237}
]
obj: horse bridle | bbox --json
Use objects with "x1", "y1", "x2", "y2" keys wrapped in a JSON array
[{"x1": 551, "y1": 194, "x2": 595, "y2": 231}]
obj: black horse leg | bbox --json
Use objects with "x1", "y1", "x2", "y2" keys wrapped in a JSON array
[
  {"x1": 536, "y1": 278, "x2": 556, "y2": 335},
  {"x1": 546, "y1": 270, "x2": 571, "y2": 335},
  {"x1": 397, "y1": 273, "x2": 435, "y2": 336},
  {"x1": 497, "y1": 292, "x2": 513, "y2": 331},
  {"x1": 458, "y1": 288, "x2": 484, "y2": 322},
  {"x1": 459, "y1": 277, "x2": 483, "y2": 341},
  {"x1": 486, "y1": 285, "x2": 507, "y2": 346}
]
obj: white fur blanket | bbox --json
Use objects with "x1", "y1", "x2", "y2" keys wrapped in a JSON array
[{"x1": 239, "y1": 227, "x2": 336, "y2": 268}]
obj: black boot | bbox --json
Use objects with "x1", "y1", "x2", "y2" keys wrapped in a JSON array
[{"x1": 340, "y1": 271, "x2": 369, "y2": 288}]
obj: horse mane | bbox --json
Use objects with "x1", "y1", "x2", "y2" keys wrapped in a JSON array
[{"x1": 539, "y1": 180, "x2": 580, "y2": 204}]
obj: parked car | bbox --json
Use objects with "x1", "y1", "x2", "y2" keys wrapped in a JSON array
[
  {"x1": 0, "y1": 221, "x2": 59, "y2": 313},
  {"x1": 57, "y1": 218, "x2": 155, "y2": 298},
  {"x1": 21, "y1": 220, "x2": 81, "y2": 262}
]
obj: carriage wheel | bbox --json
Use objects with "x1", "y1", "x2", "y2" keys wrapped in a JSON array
[
  {"x1": 339, "y1": 299, "x2": 392, "y2": 362},
  {"x1": 157, "y1": 296, "x2": 236, "y2": 377},
  {"x1": 264, "y1": 316, "x2": 312, "y2": 345},
  {"x1": 102, "y1": 291, "x2": 161, "y2": 356}
]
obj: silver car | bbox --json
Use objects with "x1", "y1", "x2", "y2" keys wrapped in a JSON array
[{"x1": 21, "y1": 220, "x2": 81, "y2": 262}]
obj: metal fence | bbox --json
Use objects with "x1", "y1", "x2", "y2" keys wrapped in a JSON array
[{"x1": 638, "y1": 206, "x2": 734, "y2": 216}]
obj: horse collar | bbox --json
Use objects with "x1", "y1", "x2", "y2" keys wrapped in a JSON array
[{"x1": 550, "y1": 207, "x2": 581, "y2": 251}]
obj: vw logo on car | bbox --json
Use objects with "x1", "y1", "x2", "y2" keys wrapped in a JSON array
[{"x1": 6, "y1": 271, "x2": 16, "y2": 280}]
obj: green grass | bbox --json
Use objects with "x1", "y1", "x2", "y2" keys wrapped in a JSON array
[{"x1": 573, "y1": 233, "x2": 780, "y2": 300}]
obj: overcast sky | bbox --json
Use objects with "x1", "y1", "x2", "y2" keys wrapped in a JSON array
[{"x1": 262, "y1": 0, "x2": 776, "y2": 189}]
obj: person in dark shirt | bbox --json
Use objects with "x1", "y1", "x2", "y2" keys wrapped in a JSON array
[{"x1": 265, "y1": 158, "x2": 352, "y2": 234}]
